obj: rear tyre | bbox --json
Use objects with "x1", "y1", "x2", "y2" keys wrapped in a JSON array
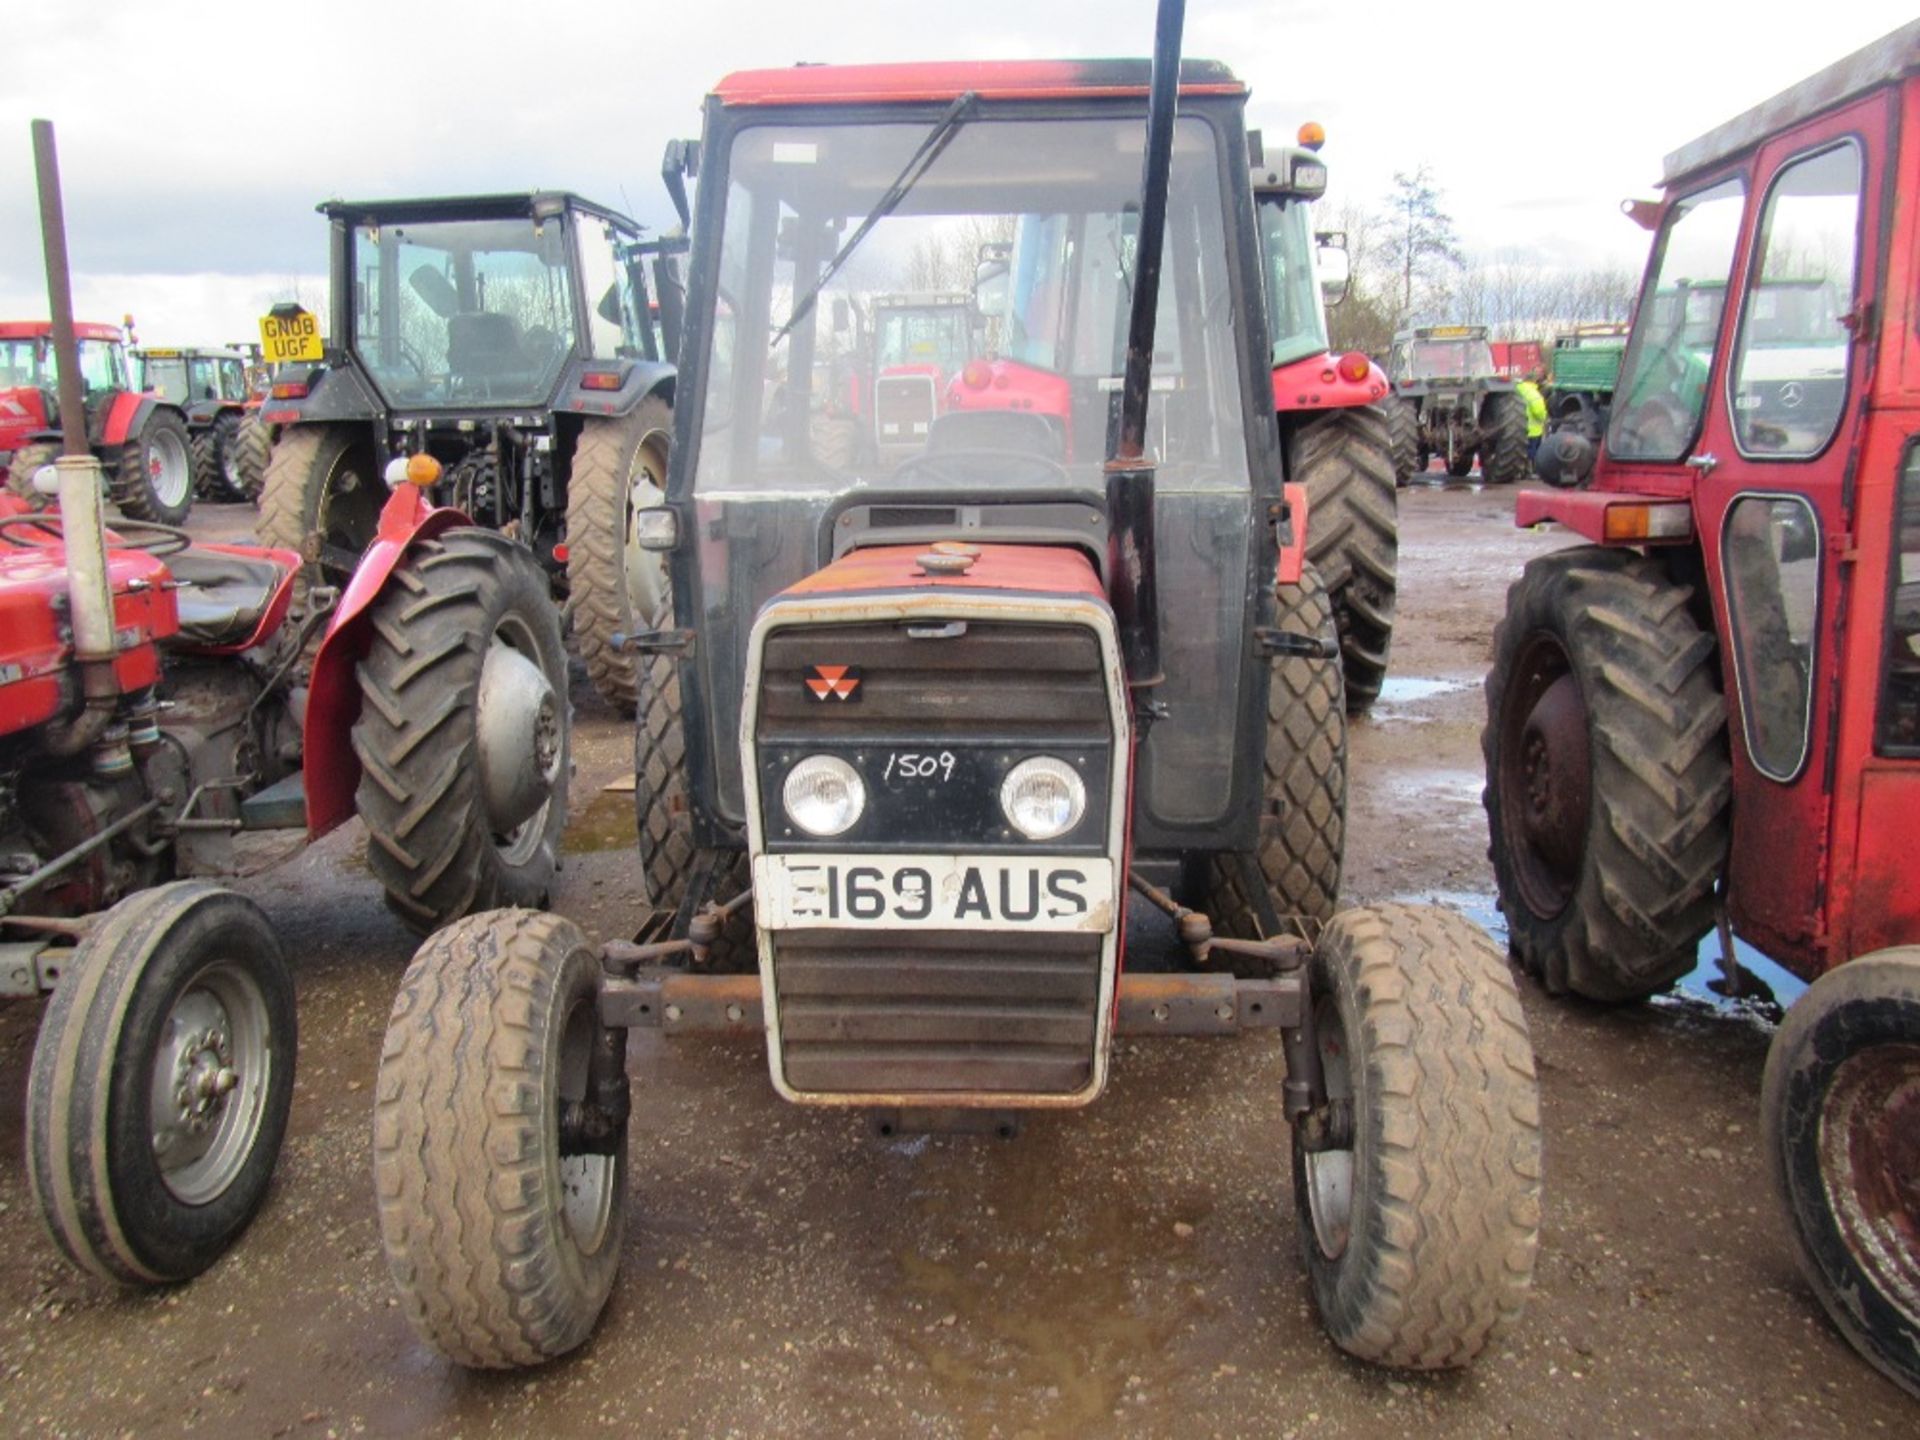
[
  {"x1": 258, "y1": 423, "x2": 386, "y2": 623},
  {"x1": 1482, "y1": 547, "x2": 1731, "y2": 1000},
  {"x1": 1480, "y1": 392, "x2": 1530, "y2": 485},
  {"x1": 567, "y1": 395, "x2": 673, "y2": 715},
  {"x1": 1294, "y1": 902, "x2": 1541, "y2": 1368},
  {"x1": 374, "y1": 910, "x2": 626, "y2": 1368},
  {"x1": 1287, "y1": 406, "x2": 1398, "y2": 711},
  {"x1": 1761, "y1": 950, "x2": 1920, "y2": 1398},
  {"x1": 1205, "y1": 563, "x2": 1345, "y2": 936},
  {"x1": 192, "y1": 412, "x2": 248, "y2": 503},
  {"x1": 1384, "y1": 395, "x2": 1419, "y2": 488},
  {"x1": 27, "y1": 882, "x2": 295, "y2": 1285},
  {"x1": 5, "y1": 440, "x2": 59, "y2": 508},
  {"x1": 232, "y1": 412, "x2": 272, "y2": 501},
  {"x1": 352, "y1": 529, "x2": 569, "y2": 934},
  {"x1": 111, "y1": 410, "x2": 194, "y2": 525}
]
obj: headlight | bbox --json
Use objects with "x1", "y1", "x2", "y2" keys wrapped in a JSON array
[
  {"x1": 999, "y1": 756, "x2": 1087, "y2": 841},
  {"x1": 782, "y1": 755, "x2": 866, "y2": 837}
]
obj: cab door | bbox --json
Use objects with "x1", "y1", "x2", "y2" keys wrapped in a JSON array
[{"x1": 1687, "y1": 90, "x2": 1893, "y2": 971}]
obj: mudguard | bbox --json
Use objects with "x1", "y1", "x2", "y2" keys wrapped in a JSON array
[
  {"x1": 1276, "y1": 481, "x2": 1309, "y2": 587},
  {"x1": 302, "y1": 485, "x2": 472, "y2": 837},
  {"x1": 1514, "y1": 488, "x2": 1695, "y2": 545},
  {"x1": 97, "y1": 392, "x2": 170, "y2": 449},
  {"x1": 263, "y1": 363, "x2": 380, "y2": 427},
  {"x1": 1270, "y1": 352, "x2": 1390, "y2": 413},
  {"x1": 552, "y1": 356, "x2": 676, "y2": 419}
]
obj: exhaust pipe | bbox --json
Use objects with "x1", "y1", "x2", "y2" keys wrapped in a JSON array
[{"x1": 1105, "y1": 0, "x2": 1185, "y2": 693}]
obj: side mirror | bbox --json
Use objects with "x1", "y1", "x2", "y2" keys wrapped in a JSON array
[
  {"x1": 1316, "y1": 243, "x2": 1351, "y2": 308},
  {"x1": 973, "y1": 258, "x2": 1009, "y2": 322}
]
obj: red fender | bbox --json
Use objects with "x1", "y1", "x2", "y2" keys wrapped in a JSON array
[
  {"x1": 302, "y1": 486, "x2": 473, "y2": 837},
  {"x1": 1270, "y1": 351, "x2": 1390, "y2": 413},
  {"x1": 1276, "y1": 482, "x2": 1309, "y2": 588},
  {"x1": 1514, "y1": 488, "x2": 1696, "y2": 546},
  {"x1": 99, "y1": 391, "x2": 152, "y2": 448}
]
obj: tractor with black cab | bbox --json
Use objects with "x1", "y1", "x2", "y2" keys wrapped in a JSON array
[
  {"x1": 1483, "y1": 18, "x2": 1920, "y2": 1396},
  {"x1": 372, "y1": 1, "x2": 1543, "y2": 1377},
  {"x1": 131, "y1": 345, "x2": 254, "y2": 503}
]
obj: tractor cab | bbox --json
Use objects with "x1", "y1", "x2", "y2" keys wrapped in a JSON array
[
  {"x1": 0, "y1": 321, "x2": 134, "y2": 457},
  {"x1": 132, "y1": 347, "x2": 249, "y2": 408},
  {"x1": 1390, "y1": 324, "x2": 1500, "y2": 386}
]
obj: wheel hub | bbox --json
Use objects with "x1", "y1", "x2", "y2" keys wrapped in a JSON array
[
  {"x1": 1819, "y1": 1042, "x2": 1920, "y2": 1320},
  {"x1": 1519, "y1": 673, "x2": 1590, "y2": 875},
  {"x1": 476, "y1": 637, "x2": 561, "y2": 836},
  {"x1": 148, "y1": 962, "x2": 272, "y2": 1205}
]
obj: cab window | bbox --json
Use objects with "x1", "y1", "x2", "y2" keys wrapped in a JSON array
[
  {"x1": 1728, "y1": 143, "x2": 1862, "y2": 459},
  {"x1": 1609, "y1": 177, "x2": 1745, "y2": 462},
  {"x1": 1722, "y1": 494, "x2": 1820, "y2": 780},
  {"x1": 1879, "y1": 447, "x2": 1920, "y2": 755}
]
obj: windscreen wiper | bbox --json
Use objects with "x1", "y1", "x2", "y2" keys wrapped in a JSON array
[{"x1": 770, "y1": 91, "x2": 977, "y2": 350}]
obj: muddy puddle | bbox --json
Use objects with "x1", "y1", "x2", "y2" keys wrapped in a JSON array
[{"x1": 562, "y1": 786, "x2": 635, "y2": 853}]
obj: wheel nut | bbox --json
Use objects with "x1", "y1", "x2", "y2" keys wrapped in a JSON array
[{"x1": 214, "y1": 1068, "x2": 239, "y2": 1096}]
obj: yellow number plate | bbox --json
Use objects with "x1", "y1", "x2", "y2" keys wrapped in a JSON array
[{"x1": 259, "y1": 308, "x2": 323, "y2": 364}]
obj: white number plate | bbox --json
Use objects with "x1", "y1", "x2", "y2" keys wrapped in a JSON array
[{"x1": 753, "y1": 854, "x2": 1115, "y2": 933}]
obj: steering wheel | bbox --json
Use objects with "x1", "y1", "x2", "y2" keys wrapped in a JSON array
[
  {"x1": 0, "y1": 512, "x2": 192, "y2": 556},
  {"x1": 890, "y1": 446, "x2": 1071, "y2": 490}
]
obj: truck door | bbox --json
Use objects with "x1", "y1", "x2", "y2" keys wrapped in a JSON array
[{"x1": 1686, "y1": 90, "x2": 1891, "y2": 968}]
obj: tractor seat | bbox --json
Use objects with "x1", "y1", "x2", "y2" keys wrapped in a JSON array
[
  {"x1": 447, "y1": 311, "x2": 528, "y2": 381},
  {"x1": 164, "y1": 549, "x2": 288, "y2": 648}
]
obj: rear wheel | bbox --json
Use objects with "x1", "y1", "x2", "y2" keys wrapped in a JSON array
[
  {"x1": 566, "y1": 395, "x2": 672, "y2": 715},
  {"x1": 112, "y1": 410, "x2": 194, "y2": 525},
  {"x1": 5, "y1": 440, "x2": 59, "y2": 507},
  {"x1": 1482, "y1": 547, "x2": 1731, "y2": 1000},
  {"x1": 258, "y1": 423, "x2": 386, "y2": 618},
  {"x1": 374, "y1": 910, "x2": 626, "y2": 1368},
  {"x1": 1287, "y1": 406, "x2": 1398, "y2": 711},
  {"x1": 232, "y1": 412, "x2": 272, "y2": 501},
  {"x1": 351, "y1": 528, "x2": 569, "y2": 933},
  {"x1": 191, "y1": 412, "x2": 248, "y2": 503},
  {"x1": 1293, "y1": 902, "x2": 1542, "y2": 1369},
  {"x1": 1480, "y1": 392, "x2": 1529, "y2": 485},
  {"x1": 1762, "y1": 951, "x2": 1920, "y2": 1398},
  {"x1": 27, "y1": 882, "x2": 295, "y2": 1285},
  {"x1": 1205, "y1": 563, "x2": 1345, "y2": 935}
]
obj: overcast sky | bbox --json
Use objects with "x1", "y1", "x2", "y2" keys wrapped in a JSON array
[{"x1": 2, "y1": 0, "x2": 1912, "y2": 344}]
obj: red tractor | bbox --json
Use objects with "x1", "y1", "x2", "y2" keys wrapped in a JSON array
[
  {"x1": 1, "y1": 320, "x2": 198, "y2": 524},
  {"x1": 372, "y1": 3, "x2": 1543, "y2": 1377},
  {"x1": 1250, "y1": 125, "x2": 1403, "y2": 710},
  {"x1": 1483, "y1": 18, "x2": 1920, "y2": 1396},
  {"x1": 1, "y1": 450, "x2": 570, "y2": 1286}
]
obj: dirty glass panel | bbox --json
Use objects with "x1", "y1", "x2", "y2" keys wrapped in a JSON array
[
  {"x1": 1610, "y1": 177, "x2": 1745, "y2": 462},
  {"x1": 1879, "y1": 448, "x2": 1920, "y2": 755},
  {"x1": 1723, "y1": 495, "x2": 1820, "y2": 779},
  {"x1": 1729, "y1": 143, "x2": 1861, "y2": 458}
]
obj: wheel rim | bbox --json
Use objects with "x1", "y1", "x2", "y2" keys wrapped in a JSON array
[
  {"x1": 222, "y1": 435, "x2": 244, "y2": 489},
  {"x1": 555, "y1": 996, "x2": 617, "y2": 1255},
  {"x1": 314, "y1": 451, "x2": 386, "y2": 585},
  {"x1": 479, "y1": 611, "x2": 562, "y2": 865},
  {"x1": 1817, "y1": 1042, "x2": 1920, "y2": 1323},
  {"x1": 622, "y1": 427, "x2": 670, "y2": 631},
  {"x1": 147, "y1": 428, "x2": 192, "y2": 509},
  {"x1": 147, "y1": 959, "x2": 273, "y2": 1206},
  {"x1": 1303, "y1": 993, "x2": 1355, "y2": 1260},
  {"x1": 1496, "y1": 631, "x2": 1590, "y2": 920}
]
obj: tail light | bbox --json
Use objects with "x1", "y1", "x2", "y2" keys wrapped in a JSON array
[
  {"x1": 270, "y1": 381, "x2": 308, "y2": 400},
  {"x1": 961, "y1": 359, "x2": 992, "y2": 391},
  {"x1": 580, "y1": 370, "x2": 624, "y2": 392},
  {"x1": 1336, "y1": 352, "x2": 1371, "y2": 384}
]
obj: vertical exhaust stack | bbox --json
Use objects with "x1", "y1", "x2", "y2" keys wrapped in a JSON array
[
  {"x1": 31, "y1": 119, "x2": 120, "y2": 754},
  {"x1": 1106, "y1": 0, "x2": 1185, "y2": 693}
]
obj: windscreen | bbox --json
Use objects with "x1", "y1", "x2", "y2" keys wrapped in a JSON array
[
  {"x1": 1257, "y1": 196, "x2": 1329, "y2": 367},
  {"x1": 350, "y1": 215, "x2": 579, "y2": 407},
  {"x1": 139, "y1": 356, "x2": 190, "y2": 402},
  {"x1": 1405, "y1": 338, "x2": 1494, "y2": 381},
  {"x1": 875, "y1": 305, "x2": 972, "y2": 373}
]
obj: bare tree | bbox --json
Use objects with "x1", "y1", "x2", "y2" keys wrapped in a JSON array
[{"x1": 1383, "y1": 166, "x2": 1464, "y2": 322}]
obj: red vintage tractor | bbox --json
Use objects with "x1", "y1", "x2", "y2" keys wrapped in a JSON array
[
  {"x1": 1, "y1": 320, "x2": 199, "y2": 524},
  {"x1": 372, "y1": 1, "x2": 1543, "y2": 1377},
  {"x1": 1, "y1": 450, "x2": 570, "y2": 1286},
  {"x1": 1483, "y1": 18, "x2": 1920, "y2": 1396}
]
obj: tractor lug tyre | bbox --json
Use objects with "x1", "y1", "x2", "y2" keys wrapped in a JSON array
[
  {"x1": 232, "y1": 411, "x2": 273, "y2": 502},
  {"x1": 1205, "y1": 563, "x2": 1345, "y2": 940},
  {"x1": 375, "y1": 910, "x2": 627, "y2": 1369},
  {"x1": 633, "y1": 641, "x2": 753, "y2": 969},
  {"x1": 258, "y1": 423, "x2": 385, "y2": 652},
  {"x1": 1294, "y1": 902, "x2": 1542, "y2": 1369},
  {"x1": 567, "y1": 395, "x2": 673, "y2": 715},
  {"x1": 111, "y1": 410, "x2": 195, "y2": 526},
  {"x1": 351, "y1": 528, "x2": 569, "y2": 934},
  {"x1": 1761, "y1": 950, "x2": 1920, "y2": 1398},
  {"x1": 1385, "y1": 395, "x2": 1420, "y2": 488},
  {"x1": 27, "y1": 881, "x2": 295, "y2": 1285},
  {"x1": 1482, "y1": 546, "x2": 1731, "y2": 1000},
  {"x1": 1480, "y1": 391, "x2": 1530, "y2": 486},
  {"x1": 5, "y1": 440, "x2": 60, "y2": 508},
  {"x1": 192, "y1": 412, "x2": 248, "y2": 503},
  {"x1": 1288, "y1": 406, "x2": 1398, "y2": 711}
]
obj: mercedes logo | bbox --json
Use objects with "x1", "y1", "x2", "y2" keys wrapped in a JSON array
[{"x1": 1778, "y1": 381, "x2": 1804, "y2": 409}]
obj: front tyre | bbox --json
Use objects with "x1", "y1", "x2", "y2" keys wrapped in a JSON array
[
  {"x1": 1761, "y1": 951, "x2": 1920, "y2": 1398},
  {"x1": 374, "y1": 910, "x2": 627, "y2": 1368},
  {"x1": 27, "y1": 882, "x2": 295, "y2": 1285},
  {"x1": 112, "y1": 410, "x2": 195, "y2": 525},
  {"x1": 1295, "y1": 903, "x2": 1542, "y2": 1368},
  {"x1": 352, "y1": 528, "x2": 569, "y2": 933},
  {"x1": 5, "y1": 440, "x2": 59, "y2": 508},
  {"x1": 567, "y1": 395, "x2": 673, "y2": 714}
]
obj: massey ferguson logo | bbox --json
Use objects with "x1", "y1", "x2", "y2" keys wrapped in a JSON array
[{"x1": 806, "y1": 664, "x2": 861, "y2": 701}]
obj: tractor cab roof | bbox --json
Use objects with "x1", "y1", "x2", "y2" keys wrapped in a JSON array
[
  {"x1": 0, "y1": 320, "x2": 124, "y2": 343},
  {"x1": 711, "y1": 57, "x2": 1244, "y2": 108},
  {"x1": 1661, "y1": 17, "x2": 1920, "y2": 185},
  {"x1": 132, "y1": 345, "x2": 247, "y2": 361},
  {"x1": 1396, "y1": 325, "x2": 1490, "y2": 343},
  {"x1": 318, "y1": 191, "x2": 644, "y2": 235}
]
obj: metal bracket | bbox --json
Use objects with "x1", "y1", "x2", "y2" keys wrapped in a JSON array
[
  {"x1": 0, "y1": 938, "x2": 62, "y2": 997},
  {"x1": 1255, "y1": 627, "x2": 1338, "y2": 660},
  {"x1": 614, "y1": 627, "x2": 696, "y2": 656}
]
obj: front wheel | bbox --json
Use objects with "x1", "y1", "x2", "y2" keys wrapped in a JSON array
[
  {"x1": 351, "y1": 528, "x2": 570, "y2": 933},
  {"x1": 5, "y1": 440, "x2": 59, "y2": 508},
  {"x1": 374, "y1": 910, "x2": 628, "y2": 1368},
  {"x1": 112, "y1": 410, "x2": 195, "y2": 525},
  {"x1": 27, "y1": 882, "x2": 296, "y2": 1284},
  {"x1": 1294, "y1": 903, "x2": 1542, "y2": 1368},
  {"x1": 1762, "y1": 950, "x2": 1920, "y2": 1398}
]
